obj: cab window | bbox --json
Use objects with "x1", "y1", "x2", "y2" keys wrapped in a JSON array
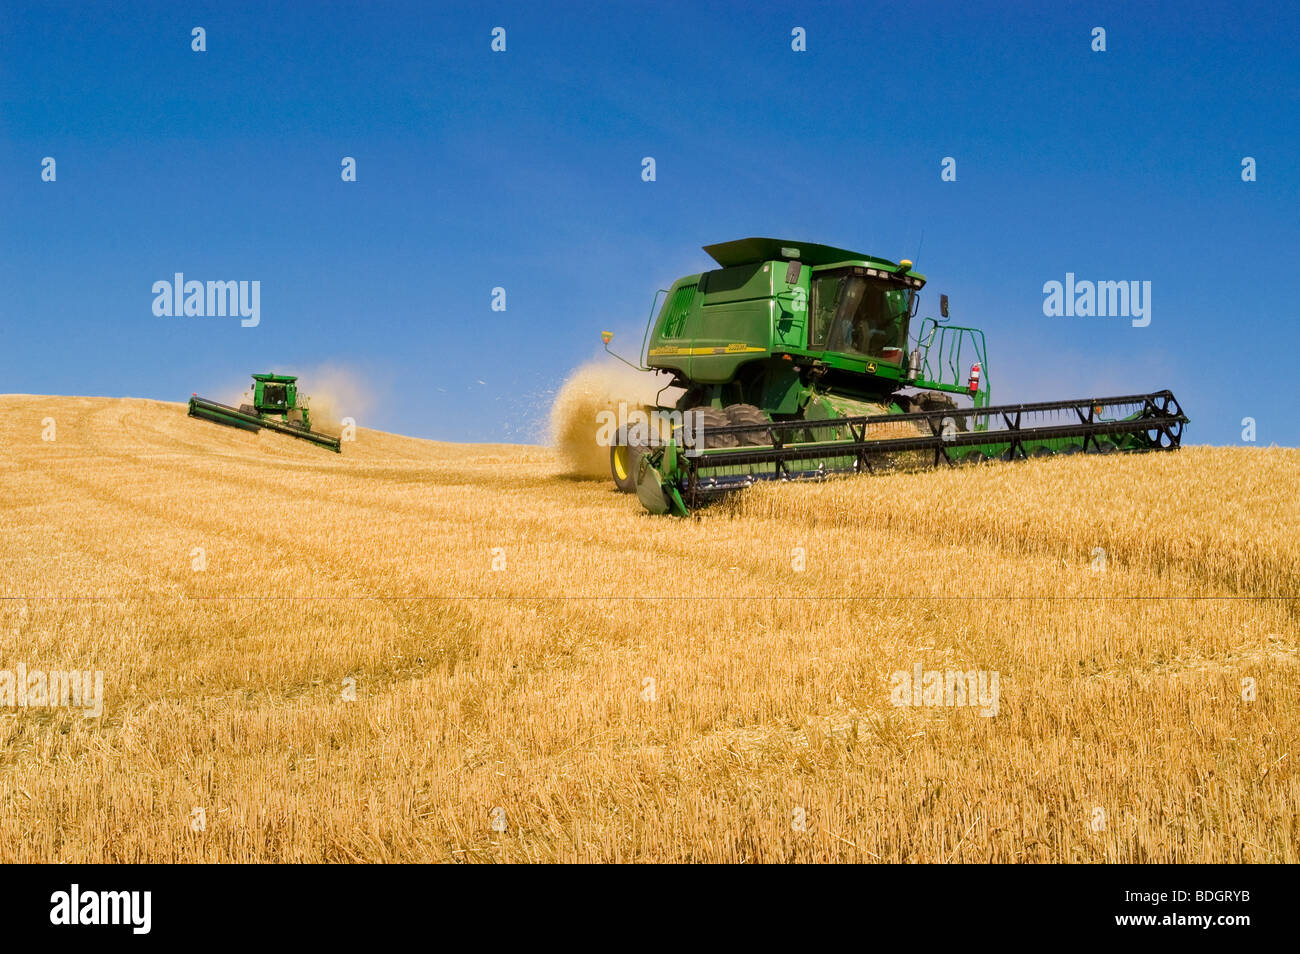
[{"x1": 809, "y1": 271, "x2": 912, "y2": 361}]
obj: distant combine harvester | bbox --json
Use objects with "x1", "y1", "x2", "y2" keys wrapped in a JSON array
[{"x1": 187, "y1": 372, "x2": 341, "y2": 452}]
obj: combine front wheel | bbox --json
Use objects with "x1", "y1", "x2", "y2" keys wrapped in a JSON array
[
  {"x1": 683, "y1": 407, "x2": 738, "y2": 449},
  {"x1": 724, "y1": 404, "x2": 771, "y2": 445}
]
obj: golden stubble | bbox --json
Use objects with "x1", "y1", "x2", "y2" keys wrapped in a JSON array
[{"x1": 0, "y1": 395, "x2": 1295, "y2": 862}]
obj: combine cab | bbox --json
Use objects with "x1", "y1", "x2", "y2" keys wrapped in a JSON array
[
  {"x1": 604, "y1": 238, "x2": 1187, "y2": 515},
  {"x1": 188, "y1": 373, "x2": 342, "y2": 452}
]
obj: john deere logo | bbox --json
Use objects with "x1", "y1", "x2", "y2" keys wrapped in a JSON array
[{"x1": 866, "y1": 361, "x2": 877, "y2": 373}]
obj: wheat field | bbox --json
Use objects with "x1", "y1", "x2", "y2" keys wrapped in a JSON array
[{"x1": 0, "y1": 394, "x2": 1296, "y2": 862}]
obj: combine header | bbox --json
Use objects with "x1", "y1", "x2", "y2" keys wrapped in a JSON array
[
  {"x1": 603, "y1": 238, "x2": 1187, "y2": 515},
  {"x1": 188, "y1": 373, "x2": 341, "y2": 452}
]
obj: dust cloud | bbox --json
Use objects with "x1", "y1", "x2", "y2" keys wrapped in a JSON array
[{"x1": 549, "y1": 361, "x2": 674, "y2": 477}]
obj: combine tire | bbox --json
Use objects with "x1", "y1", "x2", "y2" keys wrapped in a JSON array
[
  {"x1": 683, "y1": 407, "x2": 738, "y2": 449},
  {"x1": 724, "y1": 404, "x2": 771, "y2": 445},
  {"x1": 610, "y1": 434, "x2": 646, "y2": 494}
]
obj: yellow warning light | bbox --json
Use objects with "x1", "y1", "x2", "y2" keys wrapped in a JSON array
[{"x1": 601, "y1": 331, "x2": 614, "y2": 344}]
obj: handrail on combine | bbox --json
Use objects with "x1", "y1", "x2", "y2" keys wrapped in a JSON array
[
  {"x1": 914, "y1": 317, "x2": 990, "y2": 406},
  {"x1": 640, "y1": 288, "x2": 667, "y2": 368}
]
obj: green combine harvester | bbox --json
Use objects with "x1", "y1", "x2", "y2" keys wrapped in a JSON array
[
  {"x1": 188, "y1": 372, "x2": 341, "y2": 452},
  {"x1": 604, "y1": 238, "x2": 1187, "y2": 515}
]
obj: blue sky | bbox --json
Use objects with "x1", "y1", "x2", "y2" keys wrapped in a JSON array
[{"x1": 2, "y1": 0, "x2": 1297, "y2": 445}]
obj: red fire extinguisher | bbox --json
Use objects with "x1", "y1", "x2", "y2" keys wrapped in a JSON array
[{"x1": 968, "y1": 362, "x2": 982, "y2": 394}]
